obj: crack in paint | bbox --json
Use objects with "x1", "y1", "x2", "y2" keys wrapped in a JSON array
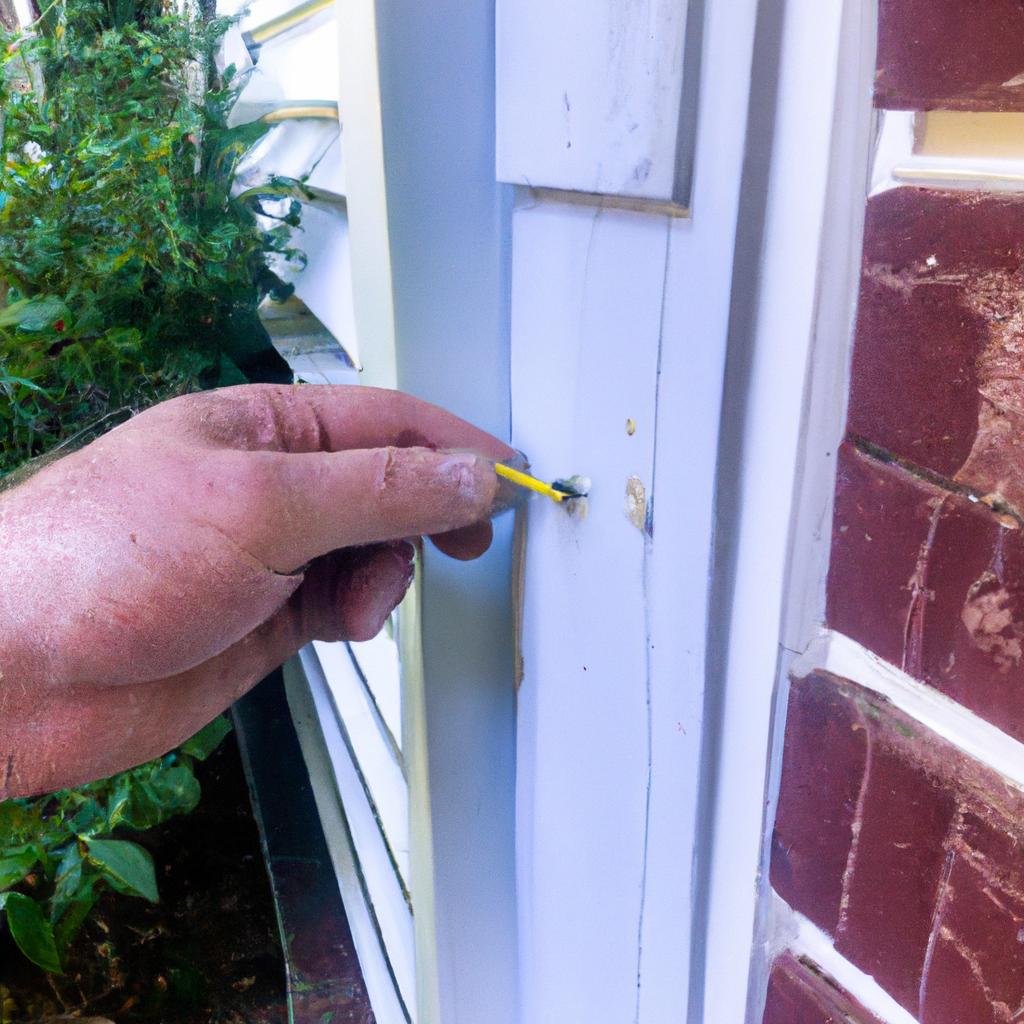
[{"x1": 632, "y1": 216, "x2": 672, "y2": 1024}]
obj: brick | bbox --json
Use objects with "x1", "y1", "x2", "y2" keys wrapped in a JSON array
[
  {"x1": 876, "y1": 0, "x2": 1024, "y2": 111},
  {"x1": 919, "y1": 811, "x2": 1024, "y2": 1024},
  {"x1": 827, "y1": 441, "x2": 939, "y2": 671},
  {"x1": 834, "y1": 739, "x2": 956, "y2": 1011},
  {"x1": 762, "y1": 954, "x2": 882, "y2": 1024},
  {"x1": 847, "y1": 188, "x2": 1024, "y2": 512},
  {"x1": 771, "y1": 672, "x2": 868, "y2": 935},
  {"x1": 828, "y1": 442, "x2": 1024, "y2": 743},
  {"x1": 772, "y1": 672, "x2": 1024, "y2": 1021}
]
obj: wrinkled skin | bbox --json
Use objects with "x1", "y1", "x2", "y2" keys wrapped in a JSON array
[{"x1": 0, "y1": 384, "x2": 516, "y2": 799}]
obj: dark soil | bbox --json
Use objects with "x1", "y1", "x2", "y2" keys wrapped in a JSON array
[{"x1": 0, "y1": 736, "x2": 288, "y2": 1024}]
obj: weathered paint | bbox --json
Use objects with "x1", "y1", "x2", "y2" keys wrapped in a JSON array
[{"x1": 495, "y1": 0, "x2": 700, "y2": 203}]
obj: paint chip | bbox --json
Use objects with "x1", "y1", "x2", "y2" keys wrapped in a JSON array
[{"x1": 625, "y1": 476, "x2": 646, "y2": 531}]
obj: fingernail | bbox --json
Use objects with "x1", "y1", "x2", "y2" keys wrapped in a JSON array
[{"x1": 436, "y1": 449, "x2": 528, "y2": 517}]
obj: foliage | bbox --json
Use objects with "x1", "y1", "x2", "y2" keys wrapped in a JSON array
[
  {"x1": 0, "y1": 0, "x2": 301, "y2": 473},
  {"x1": 0, "y1": 716, "x2": 232, "y2": 973},
  {"x1": 0, "y1": 0, "x2": 300, "y2": 976}
]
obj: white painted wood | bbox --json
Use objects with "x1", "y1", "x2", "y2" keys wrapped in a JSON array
[
  {"x1": 312, "y1": 639, "x2": 410, "y2": 888},
  {"x1": 295, "y1": 646, "x2": 417, "y2": 1016},
  {"x1": 393, "y1": 577, "x2": 442, "y2": 1024},
  {"x1": 344, "y1": 630, "x2": 403, "y2": 754},
  {"x1": 701, "y1": 0, "x2": 873, "y2": 1021},
  {"x1": 372, "y1": 1, "x2": 519, "y2": 1021},
  {"x1": 505, "y1": 0, "x2": 793, "y2": 1021},
  {"x1": 636, "y1": 231, "x2": 724, "y2": 1023},
  {"x1": 496, "y1": 0, "x2": 698, "y2": 203},
  {"x1": 507, "y1": 0, "x2": 792, "y2": 1020},
  {"x1": 229, "y1": 19, "x2": 342, "y2": 120},
  {"x1": 284, "y1": 658, "x2": 411, "y2": 1024},
  {"x1": 278, "y1": 205, "x2": 358, "y2": 357},
  {"x1": 512, "y1": 201, "x2": 666, "y2": 1022},
  {"x1": 335, "y1": 0, "x2": 398, "y2": 389}
]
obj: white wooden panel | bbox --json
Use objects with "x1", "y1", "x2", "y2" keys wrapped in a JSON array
[
  {"x1": 285, "y1": 657, "x2": 412, "y2": 1024},
  {"x1": 346, "y1": 631, "x2": 403, "y2": 754},
  {"x1": 231, "y1": 19, "x2": 342, "y2": 116},
  {"x1": 496, "y1": 0, "x2": 696, "y2": 202},
  {"x1": 294, "y1": 647, "x2": 417, "y2": 1016},
  {"x1": 278, "y1": 205, "x2": 358, "y2": 357},
  {"x1": 512, "y1": 202, "x2": 667, "y2": 1022},
  {"x1": 312, "y1": 640, "x2": 410, "y2": 890},
  {"x1": 373, "y1": 0, "x2": 519, "y2": 1020},
  {"x1": 701, "y1": 0, "x2": 866, "y2": 1020}
]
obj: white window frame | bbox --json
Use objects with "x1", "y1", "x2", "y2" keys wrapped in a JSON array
[{"x1": 700, "y1": 0, "x2": 880, "y2": 1020}]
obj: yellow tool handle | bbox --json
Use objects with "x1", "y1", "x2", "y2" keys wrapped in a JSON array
[{"x1": 495, "y1": 462, "x2": 567, "y2": 503}]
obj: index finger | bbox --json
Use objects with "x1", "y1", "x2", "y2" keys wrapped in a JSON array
[{"x1": 155, "y1": 383, "x2": 517, "y2": 461}]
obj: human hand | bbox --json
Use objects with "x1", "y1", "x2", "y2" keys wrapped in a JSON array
[{"x1": 0, "y1": 384, "x2": 517, "y2": 798}]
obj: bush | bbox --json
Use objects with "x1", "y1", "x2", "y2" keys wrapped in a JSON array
[
  {"x1": 0, "y1": 718, "x2": 231, "y2": 973},
  {"x1": 0, "y1": 0, "x2": 301, "y2": 473}
]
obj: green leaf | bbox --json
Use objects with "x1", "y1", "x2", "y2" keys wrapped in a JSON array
[
  {"x1": 0, "y1": 891, "x2": 63, "y2": 973},
  {"x1": 179, "y1": 715, "x2": 232, "y2": 761},
  {"x1": 147, "y1": 763, "x2": 200, "y2": 815},
  {"x1": 0, "y1": 295, "x2": 66, "y2": 331},
  {"x1": 53, "y1": 879, "x2": 99, "y2": 952},
  {"x1": 122, "y1": 779, "x2": 165, "y2": 830},
  {"x1": 82, "y1": 838, "x2": 159, "y2": 903},
  {"x1": 50, "y1": 843, "x2": 86, "y2": 921},
  {"x1": 0, "y1": 848, "x2": 40, "y2": 889}
]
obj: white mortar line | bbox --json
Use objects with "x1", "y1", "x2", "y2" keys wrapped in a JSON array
[
  {"x1": 769, "y1": 892, "x2": 919, "y2": 1024},
  {"x1": 793, "y1": 629, "x2": 1024, "y2": 794}
]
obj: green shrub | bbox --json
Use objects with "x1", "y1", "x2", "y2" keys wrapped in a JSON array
[
  {"x1": 0, "y1": 0, "x2": 301, "y2": 473},
  {"x1": 0, "y1": 717, "x2": 232, "y2": 972}
]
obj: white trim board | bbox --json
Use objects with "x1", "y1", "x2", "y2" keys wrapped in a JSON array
[
  {"x1": 495, "y1": 0, "x2": 701, "y2": 204},
  {"x1": 509, "y1": 0, "x2": 765, "y2": 1015},
  {"x1": 511, "y1": 201, "x2": 670, "y2": 1024},
  {"x1": 284, "y1": 656, "x2": 412, "y2": 1024},
  {"x1": 700, "y1": 0, "x2": 877, "y2": 1020},
  {"x1": 289, "y1": 647, "x2": 417, "y2": 1016}
]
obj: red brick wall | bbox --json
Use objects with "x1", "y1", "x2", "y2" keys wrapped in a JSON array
[{"x1": 762, "y1": 6, "x2": 1024, "y2": 1023}]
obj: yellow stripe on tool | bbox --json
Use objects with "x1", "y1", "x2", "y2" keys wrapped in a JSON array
[{"x1": 495, "y1": 462, "x2": 567, "y2": 503}]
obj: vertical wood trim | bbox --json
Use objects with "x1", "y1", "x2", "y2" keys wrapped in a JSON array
[
  {"x1": 698, "y1": 0, "x2": 859, "y2": 1020},
  {"x1": 335, "y1": 0, "x2": 397, "y2": 387}
]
